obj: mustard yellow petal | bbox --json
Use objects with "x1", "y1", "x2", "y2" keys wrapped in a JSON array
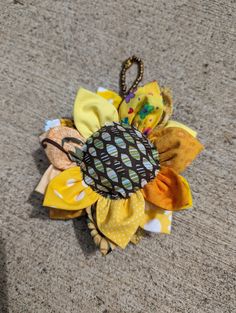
[
  {"x1": 149, "y1": 127, "x2": 204, "y2": 173},
  {"x1": 165, "y1": 120, "x2": 197, "y2": 137},
  {"x1": 59, "y1": 118, "x2": 74, "y2": 128},
  {"x1": 73, "y1": 88, "x2": 119, "y2": 138},
  {"x1": 49, "y1": 208, "x2": 85, "y2": 220},
  {"x1": 43, "y1": 167, "x2": 100, "y2": 211},
  {"x1": 140, "y1": 201, "x2": 173, "y2": 234},
  {"x1": 96, "y1": 191, "x2": 145, "y2": 249},
  {"x1": 179, "y1": 175, "x2": 193, "y2": 209}
]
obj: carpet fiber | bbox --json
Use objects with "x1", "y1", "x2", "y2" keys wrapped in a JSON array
[{"x1": 0, "y1": 1, "x2": 235, "y2": 312}]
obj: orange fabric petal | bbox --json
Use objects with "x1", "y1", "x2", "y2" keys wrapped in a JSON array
[
  {"x1": 141, "y1": 167, "x2": 192, "y2": 211},
  {"x1": 149, "y1": 127, "x2": 204, "y2": 173}
]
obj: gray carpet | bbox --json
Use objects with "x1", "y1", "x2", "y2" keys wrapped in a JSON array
[{"x1": 0, "y1": 1, "x2": 235, "y2": 312}]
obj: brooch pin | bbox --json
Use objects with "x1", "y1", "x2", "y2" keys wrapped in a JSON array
[{"x1": 35, "y1": 56, "x2": 204, "y2": 255}]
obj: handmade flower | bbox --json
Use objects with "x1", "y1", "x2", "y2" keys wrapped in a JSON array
[{"x1": 36, "y1": 56, "x2": 203, "y2": 255}]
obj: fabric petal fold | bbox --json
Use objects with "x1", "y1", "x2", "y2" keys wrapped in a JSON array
[
  {"x1": 149, "y1": 127, "x2": 204, "y2": 173},
  {"x1": 97, "y1": 87, "x2": 122, "y2": 109},
  {"x1": 43, "y1": 167, "x2": 100, "y2": 210},
  {"x1": 96, "y1": 190, "x2": 145, "y2": 249},
  {"x1": 73, "y1": 88, "x2": 119, "y2": 138},
  {"x1": 155, "y1": 87, "x2": 173, "y2": 129},
  {"x1": 140, "y1": 201, "x2": 172, "y2": 234},
  {"x1": 49, "y1": 208, "x2": 85, "y2": 220},
  {"x1": 35, "y1": 165, "x2": 61, "y2": 195},
  {"x1": 118, "y1": 81, "x2": 164, "y2": 135},
  {"x1": 165, "y1": 120, "x2": 197, "y2": 138},
  {"x1": 141, "y1": 167, "x2": 192, "y2": 211}
]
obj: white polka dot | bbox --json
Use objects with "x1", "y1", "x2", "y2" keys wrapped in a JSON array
[
  {"x1": 75, "y1": 191, "x2": 85, "y2": 201},
  {"x1": 54, "y1": 190, "x2": 63, "y2": 199},
  {"x1": 144, "y1": 218, "x2": 162, "y2": 233},
  {"x1": 168, "y1": 225, "x2": 172, "y2": 232},
  {"x1": 164, "y1": 210, "x2": 171, "y2": 215},
  {"x1": 66, "y1": 179, "x2": 76, "y2": 187},
  {"x1": 168, "y1": 214, "x2": 172, "y2": 222}
]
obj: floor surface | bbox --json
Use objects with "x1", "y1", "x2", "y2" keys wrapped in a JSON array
[{"x1": 0, "y1": 1, "x2": 235, "y2": 312}]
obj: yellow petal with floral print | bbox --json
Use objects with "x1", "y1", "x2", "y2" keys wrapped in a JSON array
[
  {"x1": 96, "y1": 190, "x2": 145, "y2": 249},
  {"x1": 43, "y1": 167, "x2": 100, "y2": 210},
  {"x1": 118, "y1": 81, "x2": 164, "y2": 135}
]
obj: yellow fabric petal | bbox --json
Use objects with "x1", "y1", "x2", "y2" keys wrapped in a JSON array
[
  {"x1": 165, "y1": 120, "x2": 197, "y2": 137},
  {"x1": 179, "y1": 175, "x2": 193, "y2": 209},
  {"x1": 96, "y1": 191, "x2": 145, "y2": 249},
  {"x1": 73, "y1": 88, "x2": 119, "y2": 138},
  {"x1": 140, "y1": 201, "x2": 172, "y2": 234},
  {"x1": 119, "y1": 81, "x2": 164, "y2": 135},
  {"x1": 43, "y1": 167, "x2": 100, "y2": 211},
  {"x1": 60, "y1": 118, "x2": 74, "y2": 128},
  {"x1": 97, "y1": 87, "x2": 122, "y2": 109}
]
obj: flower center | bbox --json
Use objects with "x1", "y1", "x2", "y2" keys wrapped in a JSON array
[{"x1": 80, "y1": 122, "x2": 159, "y2": 199}]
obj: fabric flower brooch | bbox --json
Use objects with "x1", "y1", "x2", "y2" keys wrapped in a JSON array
[{"x1": 35, "y1": 56, "x2": 204, "y2": 255}]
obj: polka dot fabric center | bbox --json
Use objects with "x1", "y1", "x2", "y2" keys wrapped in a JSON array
[{"x1": 80, "y1": 122, "x2": 160, "y2": 199}]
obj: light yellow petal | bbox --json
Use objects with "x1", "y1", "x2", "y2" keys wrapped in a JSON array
[
  {"x1": 140, "y1": 201, "x2": 173, "y2": 234},
  {"x1": 97, "y1": 87, "x2": 122, "y2": 109},
  {"x1": 43, "y1": 167, "x2": 100, "y2": 210},
  {"x1": 165, "y1": 120, "x2": 197, "y2": 137},
  {"x1": 73, "y1": 88, "x2": 119, "y2": 138},
  {"x1": 96, "y1": 191, "x2": 145, "y2": 249}
]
